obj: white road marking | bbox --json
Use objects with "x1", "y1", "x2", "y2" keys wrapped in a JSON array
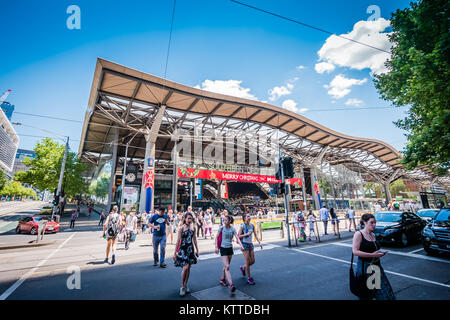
[
  {"x1": 408, "y1": 248, "x2": 424, "y2": 254},
  {"x1": 331, "y1": 242, "x2": 450, "y2": 264},
  {"x1": 289, "y1": 247, "x2": 450, "y2": 289},
  {"x1": 0, "y1": 233, "x2": 77, "y2": 300}
]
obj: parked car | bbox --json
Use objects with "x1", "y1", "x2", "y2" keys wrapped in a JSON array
[
  {"x1": 16, "y1": 216, "x2": 60, "y2": 235},
  {"x1": 422, "y1": 207, "x2": 450, "y2": 255},
  {"x1": 373, "y1": 211, "x2": 427, "y2": 247},
  {"x1": 40, "y1": 206, "x2": 53, "y2": 215},
  {"x1": 416, "y1": 209, "x2": 440, "y2": 223}
]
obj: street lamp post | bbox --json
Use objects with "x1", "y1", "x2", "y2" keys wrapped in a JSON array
[{"x1": 52, "y1": 136, "x2": 69, "y2": 221}]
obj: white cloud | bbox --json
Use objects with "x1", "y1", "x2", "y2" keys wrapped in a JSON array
[
  {"x1": 314, "y1": 61, "x2": 336, "y2": 74},
  {"x1": 324, "y1": 74, "x2": 367, "y2": 99},
  {"x1": 298, "y1": 108, "x2": 309, "y2": 113},
  {"x1": 296, "y1": 65, "x2": 306, "y2": 70},
  {"x1": 268, "y1": 78, "x2": 298, "y2": 101},
  {"x1": 281, "y1": 99, "x2": 298, "y2": 112},
  {"x1": 345, "y1": 98, "x2": 364, "y2": 106},
  {"x1": 317, "y1": 18, "x2": 392, "y2": 75},
  {"x1": 195, "y1": 79, "x2": 258, "y2": 100}
]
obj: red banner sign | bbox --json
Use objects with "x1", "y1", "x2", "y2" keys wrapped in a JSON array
[{"x1": 178, "y1": 168, "x2": 302, "y2": 186}]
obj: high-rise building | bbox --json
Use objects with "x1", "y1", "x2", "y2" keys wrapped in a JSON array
[
  {"x1": 13, "y1": 149, "x2": 36, "y2": 174},
  {"x1": 0, "y1": 106, "x2": 19, "y2": 175},
  {"x1": 0, "y1": 102, "x2": 14, "y2": 121}
]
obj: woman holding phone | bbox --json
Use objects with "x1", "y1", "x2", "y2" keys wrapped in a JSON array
[
  {"x1": 352, "y1": 213, "x2": 396, "y2": 300},
  {"x1": 238, "y1": 213, "x2": 262, "y2": 285}
]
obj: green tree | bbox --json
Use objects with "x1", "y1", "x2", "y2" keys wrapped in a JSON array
[
  {"x1": 364, "y1": 182, "x2": 384, "y2": 198},
  {"x1": 374, "y1": 0, "x2": 449, "y2": 175},
  {"x1": 0, "y1": 170, "x2": 7, "y2": 192},
  {"x1": 390, "y1": 179, "x2": 407, "y2": 198},
  {"x1": 318, "y1": 178, "x2": 331, "y2": 201},
  {"x1": 15, "y1": 138, "x2": 88, "y2": 197}
]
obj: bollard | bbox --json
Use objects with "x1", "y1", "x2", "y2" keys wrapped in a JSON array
[
  {"x1": 336, "y1": 218, "x2": 341, "y2": 239},
  {"x1": 291, "y1": 223, "x2": 298, "y2": 246},
  {"x1": 315, "y1": 220, "x2": 321, "y2": 243},
  {"x1": 257, "y1": 221, "x2": 262, "y2": 241},
  {"x1": 280, "y1": 221, "x2": 285, "y2": 239}
]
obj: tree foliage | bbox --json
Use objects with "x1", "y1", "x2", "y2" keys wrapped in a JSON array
[
  {"x1": 14, "y1": 138, "x2": 88, "y2": 197},
  {"x1": 0, "y1": 170, "x2": 7, "y2": 192},
  {"x1": 374, "y1": 0, "x2": 449, "y2": 175},
  {"x1": 318, "y1": 177, "x2": 331, "y2": 200},
  {"x1": 1, "y1": 181, "x2": 37, "y2": 199},
  {"x1": 389, "y1": 179, "x2": 407, "y2": 198},
  {"x1": 364, "y1": 182, "x2": 384, "y2": 198}
]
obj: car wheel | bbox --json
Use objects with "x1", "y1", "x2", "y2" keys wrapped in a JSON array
[
  {"x1": 15, "y1": 226, "x2": 21, "y2": 234},
  {"x1": 30, "y1": 227, "x2": 37, "y2": 235},
  {"x1": 423, "y1": 246, "x2": 437, "y2": 256},
  {"x1": 400, "y1": 233, "x2": 408, "y2": 247}
]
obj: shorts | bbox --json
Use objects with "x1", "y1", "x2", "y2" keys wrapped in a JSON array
[
  {"x1": 107, "y1": 235, "x2": 117, "y2": 241},
  {"x1": 220, "y1": 247, "x2": 234, "y2": 256},
  {"x1": 242, "y1": 242, "x2": 254, "y2": 251},
  {"x1": 331, "y1": 217, "x2": 338, "y2": 225}
]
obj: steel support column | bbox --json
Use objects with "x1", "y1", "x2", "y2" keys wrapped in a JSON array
[{"x1": 106, "y1": 127, "x2": 119, "y2": 214}]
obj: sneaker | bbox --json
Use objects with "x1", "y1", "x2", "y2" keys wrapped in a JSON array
[
  {"x1": 103, "y1": 258, "x2": 108, "y2": 264},
  {"x1": 247, "y1": 277, "x2": 255, "y2": 285},
  {"x1": 219, "y1": 279, "x2": 228, "y2": 287},
  {"x1": 185, "y1": 287, "x2": 190, "y2": 293},
  {"x1": 111, "y1": 254, "x2": 115, "y2": 265},
  {"x1": 230, "y1": 284, "x2": 236, "y2": 293},
  {"x1": 153, "y1": 261, "x2": 158, "y2": 266},
  {"x1": 160, "y1": 262, "x2": 167, "y2": 268},
  {"x1": 240, "y1": 265, "x2": 246, "y2": 277},
  {"x1": 179, "y1": 287, "x2": 186, "y2": 297}
]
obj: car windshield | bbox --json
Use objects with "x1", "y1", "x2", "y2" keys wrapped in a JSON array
[
  {"x1": 435, "y1": 209, "x2": 450, "y2": 222},
  {"x1": 417, "y1": 210, "x2": 439, "y2": 218},
  {"x1": 374, "y1": 212, "x2": 402, "y2": 222},
  {"x1": 33, "y1": 217, "x2": 48, "y2": 222}
]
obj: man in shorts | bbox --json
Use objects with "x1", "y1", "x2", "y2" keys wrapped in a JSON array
[{"x1": 102, "y1": 205, "x2": 122, "y2": 264}]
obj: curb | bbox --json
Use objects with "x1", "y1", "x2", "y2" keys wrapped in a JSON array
[{"x1": 0, "y1": 240, "x2": 56, "y2": 251}]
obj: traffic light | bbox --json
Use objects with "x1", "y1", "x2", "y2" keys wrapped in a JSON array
[
  {"x1": 270, "y1": 183, "x2": 279, "y2": 196},
  {"x1": 282, "y1": 157, "x2": 294, "y2": 178},
  {"x1": 53, "y1": 195, "x2": 59, "y2": 206}
]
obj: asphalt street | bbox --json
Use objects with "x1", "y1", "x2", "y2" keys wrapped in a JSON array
[{"x1": 0, "y1": 202, "x2": 449, "y2": 300}]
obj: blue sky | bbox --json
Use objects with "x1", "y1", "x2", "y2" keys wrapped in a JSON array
[{"x1": 0, "y1": 0, "x2": 413, "y2": 153}]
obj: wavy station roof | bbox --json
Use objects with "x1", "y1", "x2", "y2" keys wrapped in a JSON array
[{"x1": 79, "y1": 58, "x2": 449, "y2": 188}]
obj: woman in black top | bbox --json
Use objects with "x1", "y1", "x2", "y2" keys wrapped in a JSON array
[
  {"x1": 329, "y1": 207, "x2": 338, "y2": 235},
  {"x1": 351, "y1": 213, "x2": 396, "y2": 300}
]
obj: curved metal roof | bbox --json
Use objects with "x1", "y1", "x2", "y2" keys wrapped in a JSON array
[{"x1": 79, "y1": 58, "x2": 448, "y2": 188}]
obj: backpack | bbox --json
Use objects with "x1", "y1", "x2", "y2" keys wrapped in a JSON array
[{"x1": 107, "y1": 214, "x2": 120, "y2": 237}]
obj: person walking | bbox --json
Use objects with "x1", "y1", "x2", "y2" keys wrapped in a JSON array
[
  {"x1": 124, "y1": 211, "x2": 138, "y2": 250},
  {"x1": 98, "y1": 210, "x2": 106, "y2": 226},
  {"x1": 69, "y1": 210, "x2": 77, "y2": 229},
  {"x1": 102, "y1": 205, "x2": 122, "y2": 265},
  {"x1": 215, "y1": 215, "x2": 245, "y2": 294},
  {"x1": 351, "y1": 213, "x2": 395, "y2": 300},
  {"x1": 203, "y1": 209, "x2": 213, "y2": 239},
  {"x1": 167, "y1": 209, "x2": 176, "y2": 245},
  {"x1": 238, "y1": 213, "x2": 262, "y2": 285},
  {"x1": 347, "y1": 206, "x2": 356, "y2": 232},
  {"x1": 319, "y1": 204, "x2": 329, "y2": 235},
  {"x1": 329, "y1": 207, "x2": 338, "y2": 235},
  {"x1": 173, "y1": 212, "x2": 199, "y2": 297},
  {"x1": 149, "y1": 208, "x2": 170, "y2": 268},
  {"x1": 306, "y1": 210, "x2": 317, "y2": 241},
  {"x1": 196, "y1": 211, "x2": 204, "y2": 239},
  {"x1": 88, "y1": 205, "x2": 93, "y2": 217}
]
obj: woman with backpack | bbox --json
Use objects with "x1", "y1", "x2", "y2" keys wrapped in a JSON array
[
  {"x1": 215, "y1": 215, "x2": 245, "y2": 293},
  {"x1": 237, "y1": 213, "x2": 262, "y2": 285},
  {"x1": 102, "y1": 205, "x2": 122, "y2": 265},
  {"x1": 173, "y1": 212, "x2": 199, "y2": 297}
]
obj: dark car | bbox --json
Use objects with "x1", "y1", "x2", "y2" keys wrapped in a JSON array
[
  {"x1": 422, "y1": 208, "x2": 450, "y2": 255},
  {"x1": 373, "y1": 211, "x2": 427, "y2": 247},
  {"x1": 415, "y1": 209, "x2": 440, "y2": 223}
]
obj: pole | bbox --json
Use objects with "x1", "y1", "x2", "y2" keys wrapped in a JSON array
[
  {"x1": 52, "y1": 136, "x2": 69, "y2": 221},
  {"x1": 120, "y1": 132, "x2": 139, "y2": 212},
  {"x1": 300, "y1": 164, "x2": 307, "y2": 211},
  {"x1": 279, "y1": 146, "x2": 291, "y2": 247},
  {"x1": 171, "y1": 142, "x2": 178, "y2": 212}
]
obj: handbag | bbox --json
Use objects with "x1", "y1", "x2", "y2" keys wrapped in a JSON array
[
  {"x1": 349, "y1": 253, "x2": 374, "y2": 299},
  {"x1": 130, "y1": 232, "x2": 137, "y2": 242},
  {"x1": 117, "y1": 231, "x2": 126, "y2": 243},
  {"x1": 216, "y1": 227, "x2": 223, "y2": 250}
]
